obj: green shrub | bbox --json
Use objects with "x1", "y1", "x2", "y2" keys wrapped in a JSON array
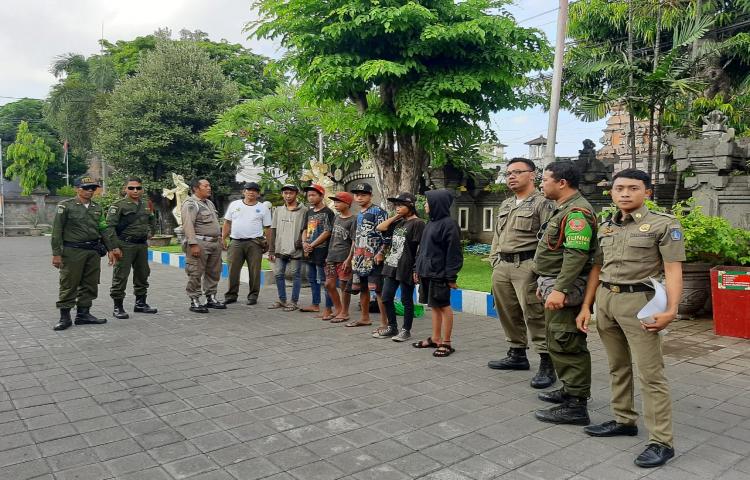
[
  {"x1": 673, "y1": 198, "x2": 750, "y2": 265},
  {"x1": 56, "y1": 185, "x2": 76, "y2": 197}
]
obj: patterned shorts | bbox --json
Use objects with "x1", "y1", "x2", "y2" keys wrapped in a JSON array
[{"x1": 324, "y1": 262, "x2": 352, "y2": 281}]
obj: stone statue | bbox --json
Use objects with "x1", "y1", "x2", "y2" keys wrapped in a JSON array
[
  {"x1": 701, "y1": 109, "x2": 730, "y2": 136},
  {"x1": 162, "y1": 173, "x2": 189, "y2": 226},
  {"x1": 301, "y1": 160, "x2": 335, "y2": 205}
]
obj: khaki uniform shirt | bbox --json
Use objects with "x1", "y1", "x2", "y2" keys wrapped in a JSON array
[
  {"x1": 105, "y1": 198, "x2": 157, "y2": 247},
  {"x1": 533, "y1": 192, "x2": 597, "y2": 294},
  {"x1": 181, "y1": 195, "x2": 221, "y2": 245},
  {"x1": 490, "y1": 191, "x2": 553, "y2": 261},
  {"x1": 51, "y1": 197, "x2": 112, "y2": 256},
  {"x1": 595, "y1": 204, "x2": 686, "y2": 284}
]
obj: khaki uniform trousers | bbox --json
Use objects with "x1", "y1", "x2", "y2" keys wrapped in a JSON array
[
  {"x1": 546, "y1": 306, "x2": 591, "y2": 398},
  {"x1": 225, "y1": 238, "x2": 265, "y2": 302},
  {"x1": 110, "y1": 243, "x2": 150, "y2": 299},
  {"x1": 184, "y1": 238, "x2": 223, "y2": 298},
  {"x1": 57, "y1": 248, "x2": 101, "y2": 309},
  {"x1": 595, "y1": 286, "x2": 673, "y2": 447},
  {"x1": 491, "y1": 259, "x2": 546, "y2": 353}
]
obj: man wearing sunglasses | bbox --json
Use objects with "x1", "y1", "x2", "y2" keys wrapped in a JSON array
[
  {"x1": 51, "y1": 176, "x2": 116, "y2": 331},
  {"x1": 105, "y1": 177, "x2": 158, "y2": 319}
]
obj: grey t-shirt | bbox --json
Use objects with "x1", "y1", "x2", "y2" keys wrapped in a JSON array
[{"x1": 326, "y1": 215, "x2": 356, "y2": 263}]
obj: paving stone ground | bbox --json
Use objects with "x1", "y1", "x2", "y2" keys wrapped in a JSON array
[{"x1": 2, "y1": 237, "x2": 750, "y2": 480}]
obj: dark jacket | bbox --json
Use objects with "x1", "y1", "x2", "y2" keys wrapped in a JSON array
[{"x1": 415, "y1": 189, "x2": 463, "y2": 281}]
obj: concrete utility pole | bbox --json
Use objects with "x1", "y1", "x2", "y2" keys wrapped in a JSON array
[
  {"x1": 1, "y1": 139, "x2": 5, "y2": 237},
  {"x1": 544, "y1": 0, "x2": 569, "y2": 166}
]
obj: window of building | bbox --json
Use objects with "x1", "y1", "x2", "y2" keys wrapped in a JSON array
[
  {"x1": 458, "y1": 207, "x2": 469, "y2": 231},
  {"x1": 482, "y1": 207, "x2": 494, "y2": 232}
]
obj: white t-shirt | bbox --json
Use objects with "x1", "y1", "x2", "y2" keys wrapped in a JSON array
[{"x1": 224, "y1": 200, "x2": 272, "y2": 239}]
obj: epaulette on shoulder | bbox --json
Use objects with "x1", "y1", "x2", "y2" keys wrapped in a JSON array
[
  {"x1": 651, "y1": 210, "x2": 676, "y2": 219},
  {"x1": 58, "y1": 198, "x2": 76, "y2": 207}
]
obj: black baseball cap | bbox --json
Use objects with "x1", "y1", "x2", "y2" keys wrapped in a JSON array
[
  {"x1": 280, "y1": 184, "x2": 299, "y2": 192},
  {"x1": 243, "y1": 182, "x2": 261, "y2": 192},
  {"x1": 75, "y1": 176, "x2": 100, "y2": 188},
  {"x1": 350, "y1": 182, "x2": 373, "y2": 194},
  {"x1": 387, "y1": 192, "x2": 417, "y2": 205}
]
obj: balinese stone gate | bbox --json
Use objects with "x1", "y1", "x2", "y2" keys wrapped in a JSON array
[
  {"x1": 669, "y1": 110, "x2": 750, "y2": 230},
  {"x1": 572, "y1": 139, "x2": 615, "y2": 212}
]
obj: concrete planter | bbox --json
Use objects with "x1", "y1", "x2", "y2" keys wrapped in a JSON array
[
  {"x1": 678, "y1": 262, "x2": 712, "y2": 319},
  {"x1": 149, "y1": 235, "x2": 174, "y2": 247}
]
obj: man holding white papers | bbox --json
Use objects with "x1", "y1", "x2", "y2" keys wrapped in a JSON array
[{"x1": 575, "y1": 169, "x2": 686, "y2": 469}]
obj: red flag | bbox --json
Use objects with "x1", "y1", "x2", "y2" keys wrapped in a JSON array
[{"x1": 63, "y1": 140, "x2": 69, "y2": 152}]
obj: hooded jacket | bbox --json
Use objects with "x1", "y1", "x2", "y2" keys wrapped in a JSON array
[{"x1": 415, "y1": 189, "x2": 463, "y2": 281}]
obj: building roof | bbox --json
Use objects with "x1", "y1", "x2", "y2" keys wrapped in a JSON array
[{"x1": 524, "y1": 135, "x2": 547, "y2": 146}]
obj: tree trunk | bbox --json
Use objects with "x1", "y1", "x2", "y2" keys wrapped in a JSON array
[
  {"x1": 647, "y1": 106, "x2": 655, "y2": 180},
  {"x1": 628, "y1": 107, "x2": 637, "y2": 169},
  {"x1": 654, "y1": 108, "x2": 663, "y2": 200},
  {"x1": 627, "y1": 0, "x2": 637, "y2": 168},
  {"x1": 672, "y1": 168, "x2": 680, "y2": 208},
  {"x1": 367, "y1": 130, "x2": 428, "y2": 204}
]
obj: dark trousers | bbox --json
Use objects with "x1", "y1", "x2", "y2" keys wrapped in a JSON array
[
  {"x1": 110, "y1": 243, "x2": 150, "y2": 299},
  {"x1": 57, "y1": 248, "x2": 101, "y2": 309},
  {"x1": 225, "y1": 238, "x2": 264, "y2": 302},
  {"x1": 382, "y1": 276, "x2": 415, "y2": 331}
]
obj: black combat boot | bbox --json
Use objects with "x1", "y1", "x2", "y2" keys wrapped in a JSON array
[
  {"x1": 535, "y1": 395, "x2": 590, "y2": 425},
  {"x1": 74, "y1": 307, "x2": 107, "y2": 325},
  {"x1": 134, "y1": 295, "x2": 157, "y2": 314},
  {"x1": 205, "y1": 294, "x2": 226, "y2": 309},
  {"x1": 487, "y1": 348, "x2": 530, "y2": 370},
  {"x1": 537, "y1": 387, "x2": 566, "y2": 404},
  {"x1": 189, "y1": 297, "x2": 209, "y2": 313},
  {"x1": 113, "y1": 299, "x2": 130, "y2": 319},
  {"x1": 530, "y1": 353, "x2": 557, "y2": 389},
  {"x1": 53, "y1": 308, "x2": 73, "y2": 331}
]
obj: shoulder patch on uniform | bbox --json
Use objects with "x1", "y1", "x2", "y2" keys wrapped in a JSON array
[
  {"x1": 651, "y1": 211, "x2": 677, "y2": 219},
  {"x1": 57, "y1": 205, "x2": 66, "y2": 213},
  {"x1": 568, "y1": 218, "x2": 586, "y2": 232},
  {"x1": 109, "y1": 206, "x2": 118, "y2": 214},
  {"x1": 670, "y1": 228, "x2": 683, "y2": 241}
]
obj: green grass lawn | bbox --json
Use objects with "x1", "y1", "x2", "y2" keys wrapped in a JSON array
[
  {"x1": 149, "y1": 245, "x2": 271, "y2": 270},
  {"x1": 457, "y1": 255, "x2": 492, "y2": 292}
]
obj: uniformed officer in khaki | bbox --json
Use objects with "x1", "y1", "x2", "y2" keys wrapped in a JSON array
[
  {"x1": 182, "y1": 178, "x2": 227, "y2": 313},
  {"x1": 51, "y1": 176, "x2": 116, "y2": 331},
  {"x1": 533, "y1": 162, "x2": 597, "y2": 426},
  {"x1": 106, "y1": 177, "x2": 158, "y2": 319},
  {"x1": 576, "y1": 168, "x2": 685, "y2": 468},
  {"x1": 488, "y1": 158, "x2": 555, "y2": 389}
]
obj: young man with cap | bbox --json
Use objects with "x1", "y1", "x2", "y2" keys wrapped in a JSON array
[
  {"x1": 346, "y1": 182, "x2": 389, "y2": 329},
  {"x1": 181, "y1": 178, "x2": 226, "y2": 313},
  {"x1": 222, "y1": 182, "x2": 272, "y2": 306},
  {"x1": 301, "y1": 184, "x2": 336, "y2": 317},
  {"x1": 325, "y1": 191, "x2": 356, "y2": 322},
  {"x1": 576, "y1": 168, "x2": 685, "y2": 468},
  {"x1": 268, "y1": 184, "x2": 306, "y2": 311},
  {"x1": 51, "y1": 176, "x2": 117, "y2": 331},
  {"x1": 106, "y1": 177, "x2": 158, "y2": 319},
  {"x1": 376, "y1": 192, "x2": 425, "y2": 341}
]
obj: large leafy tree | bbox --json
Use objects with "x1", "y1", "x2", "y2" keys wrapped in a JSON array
[
  {"x1": 249, "y1": 0, "x2": 551, "y2": 199},
  {"x1": 5, "y1": 121, "x2": 56, "y2": 195},
  {"x1": 203, "y1": 86, "x2": 366, "y2": 191},
  {"x1": 94, "y1": 40, "x2": 239, "y2": 203},
  {"x1": 0, "y1": 99, "x2": 87, "y2": 190}
]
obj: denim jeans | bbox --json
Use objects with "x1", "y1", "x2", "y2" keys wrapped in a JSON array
[
  {"x1": 306, "y1": 262, "x2": 333, "y2": 308},
  {"x1": 274, "y1": 257, "x2": 301, "y2": 303},
  {"x1": 382, "y1": 276, "x2": 415, "y2": 331}
]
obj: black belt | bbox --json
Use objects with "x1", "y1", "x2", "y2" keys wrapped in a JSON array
[
  {"x1": 498, "y1": 250, "x2": 536, "y2": 263},
  {"x1": 63, "y1": 240, "x2": 100, "y2": 250},
  {"x1": 230, "y1": 237, "x2": 262, "y2": 241},
  {"x1": 601, "y1": 281, "x2": 654, "y2": 293},
  {"x1": 118, "y1": 235, "x2": 148, "y2": 245}
]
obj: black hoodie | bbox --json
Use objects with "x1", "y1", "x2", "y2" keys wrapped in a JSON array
[{"x1": 415, "y1": 189, "x2": 463, "y2": 281}]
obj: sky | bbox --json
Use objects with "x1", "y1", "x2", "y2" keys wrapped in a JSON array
[{"x1": 0, "y1": 0, "x2": 607, "y2": 159}]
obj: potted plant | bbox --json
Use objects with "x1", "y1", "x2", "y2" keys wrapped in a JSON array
[
  {"x1": 25, "y1": 205, "x2": 43, "y2": 236},
  {"x1": 672, "y1": 198, "x2": 750, "y2": 318}
]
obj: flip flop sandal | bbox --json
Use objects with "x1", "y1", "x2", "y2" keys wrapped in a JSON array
[
  {"x1": 329, "y1": 316, "x2": 349, "y2": 323},
  {"x1": 433, "y1": 344, "x2": 455, "y2": 357},
  {"x1": 412, "y1": 337, "x2": 438, "y2": 349},
  {"x1": 345, "y1": 320, "x2": 372, "y2": 327},
  {"x1": 283, "y1": 304, "x2": 299, "y2": 312},
  {"x1": 321, "y1": 313, "x2": 336, "y2": 321},
  {"x1": 300, "y1": 306, "x2": 320, "y2": 313},
  {"x1": 268, "y1": 302, "x2": 286, "y2": 309}
]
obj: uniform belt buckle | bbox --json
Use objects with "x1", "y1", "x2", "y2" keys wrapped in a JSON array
[{"x1": 610, "y1": 284, "x2": 621, "y2": 293}]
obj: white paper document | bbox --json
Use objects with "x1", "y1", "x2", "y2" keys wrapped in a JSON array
[{"x1": 637, "y1": 277, "x2": 668, "y2": 324}]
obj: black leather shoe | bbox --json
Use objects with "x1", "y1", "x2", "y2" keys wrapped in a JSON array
[
  {"x1": 223, "y1": 297, "x2": 237, "y2": 305},
  {"x1": 74, "y1": 308, "x2": 107, "y2": 325},
  {"x1": 535, "y1": 396, "x2": 590, "y2": 425},
  {"x1": 189, "y1": 298, "x2": 209, "y2": 313},
  {"x1": 634, "y1": 443, "x2": 674, "y2": 468},
  {"x1": 246, "y1": 298, "x2": 258, "y2": 305},
  {"x1": 530, "y1": 353, "x2": 556, "y2": 389},
  {"x1": 538, "y1": 388, "x2": 566, "y2": 404},
  {"x1": 134, "y1": 295, "x2": 157, "y2": 313},
  {"x1": 488, "y1": 348, "x2": 530, "y2": 370},
  {"x1": 113, "y1": 299, "x2": 130, "y2": 319},
  {"x1": 205, "y1": 295, "x2": 227, "y2": 309},
  {"x1": 584, "y1": 420, "x2": 638, "y2": 437},
  {"x1": 53, "y1": 308, "x2": 73, "y2": 331}
]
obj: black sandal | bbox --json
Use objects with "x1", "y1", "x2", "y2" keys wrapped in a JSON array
[
  {"x1": 433, "y1": 343, "x2": 455, "y2": 357},
  {"x1": 412, "y1": 337, "x2": 438, "y2": 349}
]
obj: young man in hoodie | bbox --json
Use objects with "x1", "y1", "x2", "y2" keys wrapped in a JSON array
[
  {"x1": 267, "y1": 184, "x2": 306, "y2": 311},
  {"x1": 413, "y1": 189, "x2": 463, "y2": 357}
]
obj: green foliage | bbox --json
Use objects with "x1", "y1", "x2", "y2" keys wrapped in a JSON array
[
  {"x1": 95, "y1": 40, "x2": 239, "y2": 195},
  {"x1": 248, "y1": 0, "x2": 551, "y2": 197},
  {"x1": 56, "y1": 185, "x2": 77, "y2": 197},
  {"x1": 672, "y1": 198, "x2": 750, "y2": 265},
  {"x1": 5, "y1": 122, "x2": 55, "y2": 195},
  {"x1": 456, "y1": 254, "x2": 492, "y2": 292},
  {"x1": 203, "y1": 86, "x2": 365, "y2": 189}
]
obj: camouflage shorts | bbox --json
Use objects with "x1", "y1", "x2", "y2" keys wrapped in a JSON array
[{"x1": 537, "y1": 275, "x2": 588, "y2": 307}]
